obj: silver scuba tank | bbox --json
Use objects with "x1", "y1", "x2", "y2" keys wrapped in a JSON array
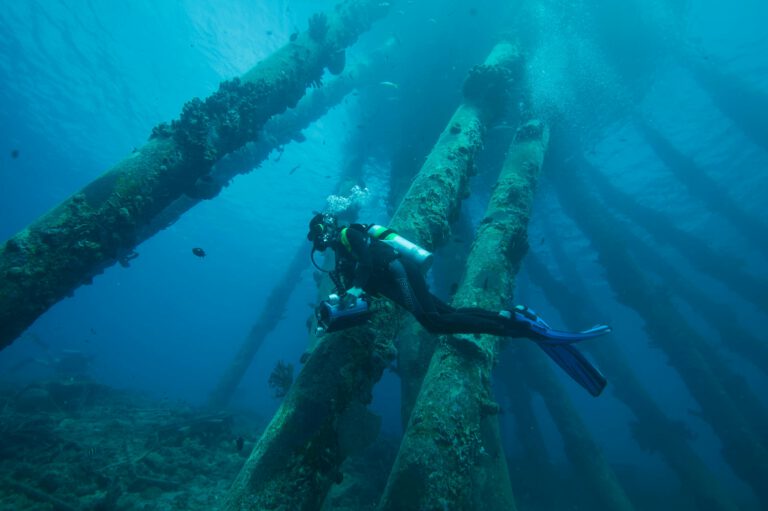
[{"x1": 367, "y1": 224, "x2": 434, "y2": 271}]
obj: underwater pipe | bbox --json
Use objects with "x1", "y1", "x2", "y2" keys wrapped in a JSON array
[
  {"x1": 550, "y1": 146, "x2": 768, "y2": 508},
  {"x1": 0, "y1": 0, "x2": 391, "y2": 352},
  {"x1": 582, "y1": 156, "x2": 768, "y2": 313},
  {"x1": 575, "y1": 157, "x2": 768, "y2": 441},
  {"x1": 498, "y1": 357, "x2": 565, "y2": 510},
  {"x1": 514, "y1": 339, "x2": 635, "y2": 511},
  {"x1": 223, "y1": 42, "x2": 525, "y2": 511},
  {"x1": 394, "y1": 42, "x2": 524, "y2": 431},
  {"x1": 589, "y1": 194, "x2": 768, "y2": 378},
  {"x1": 223, "y1": 305, "x2": 398, "y2": 511},
  {"x1": 205, "y1": 46, "x2": 396, "y2": 410},
  {"x1": 525, "y1": 252, "x2": 740, "y2": 511},
  {"x1": 683, "y1": 56, "x2": 768, "y2": 155},
  {"x1": 144, "y1": 38, "x2": 396, "y2": 245},
  {"x1": 377, "y1": 119, "x2": 548, "y2": 511},
  {"x1": 635, "y1": 120, "x2": 768, "y2": 259},
  {"x1": 206, "y1": 248, "x2": 309, "y2": 410}
]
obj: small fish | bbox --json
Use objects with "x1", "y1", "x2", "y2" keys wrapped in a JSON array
[
  {"x1": 289, "y1": 32, "x2": 298, "y2": 42},
  {"x1": 449, "y1": 283, "x2": 459, "y2": 296},
  {"x1": 482, "y1": 277, "x2": 488, "y2": 290},
  {"x1": 289, "y1": 164, "x2": 301, "y2": 175},
  {"x1": 236, "y1": 436, "x2": 245, "y2": 452},
  {"x1": 10, "y1": 149, "x2": 19, "y2": 159},
  {"x1": 379, "y1": 81, "x2": 399, "y2": 89},
  {"x1": 469, "y1": 7, "x2": 478, "y2": 16},
  {"x1": 266, "y1": 30, "x2": 273, "y2": 36},
  {"x1": 427, "y1": 17, "x2": 437, "y2": 24},
  {"x1": 118, "y1": 250, "x2": 139, "y2": 268},
  {"x1": 192, "y1": 247, "x2": 206, "y2": 258}
]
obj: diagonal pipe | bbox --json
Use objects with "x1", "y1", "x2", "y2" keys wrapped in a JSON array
[{"x1": 0, "y1": 0, "x2": 391, "y2": 351}]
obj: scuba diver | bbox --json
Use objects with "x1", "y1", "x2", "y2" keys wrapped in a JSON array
[{"x1": 307, "y1": 213, "x2": 611, "y2": 396}]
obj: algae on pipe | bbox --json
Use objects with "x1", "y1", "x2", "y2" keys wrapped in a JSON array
[{"x1": 0, "y1": 0, "x2": 391, "y2": 351}]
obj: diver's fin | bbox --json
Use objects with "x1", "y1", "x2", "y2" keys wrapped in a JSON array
[
  {"x1": 536, "y1": 324, "x2": 612, "y2": 345},
  {"x1": 537, "y1": 343, "x2": 607, "y2": 397},
  {"x1": 512, "y1": 305, "x2": 612, "y2": 344}
]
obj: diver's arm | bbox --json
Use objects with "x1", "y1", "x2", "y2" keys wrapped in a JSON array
[{"x1": 345, "y1": 228, "x2": 373, "y2": 289}]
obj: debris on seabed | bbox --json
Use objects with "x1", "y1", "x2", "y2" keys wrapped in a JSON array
[{"x1": 0, "y1": 380, "x2": 264, "y2": 510}]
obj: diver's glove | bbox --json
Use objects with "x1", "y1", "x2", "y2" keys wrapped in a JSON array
[
  {"x1": 506, "y1": 305, "x2": 612, "y2": 344},
  {"x1": 340, "y1": 287, "x2": 365, "y2": 308},
  {"x1": 346, "y1": 287, "x2": 364, "y2": 298}
]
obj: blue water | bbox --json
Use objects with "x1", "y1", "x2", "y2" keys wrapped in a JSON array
[{"x1": 1, "y1": 0, "x2": 767, "y2": 509}]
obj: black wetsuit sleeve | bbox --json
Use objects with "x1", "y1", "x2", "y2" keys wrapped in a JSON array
[{"x1": 344, "y1": 228, "x2": 373, "y2": 288}]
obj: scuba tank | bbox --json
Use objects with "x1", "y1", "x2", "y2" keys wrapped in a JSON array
[{"x1": 366, "y1": 224, "x2": 433, "y2": 272}]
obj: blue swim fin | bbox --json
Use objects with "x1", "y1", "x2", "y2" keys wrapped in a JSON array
[
  {"x1": 513, "y1": 305, "x2": 612, "y2": 344},
  {"x1": 537, "y1": 342, "x2": 607, "y2": 397}
]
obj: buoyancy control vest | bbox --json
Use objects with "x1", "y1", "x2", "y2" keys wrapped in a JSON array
[{"x1": 341, "y1": 224, "x2": 433, "y2": 272}]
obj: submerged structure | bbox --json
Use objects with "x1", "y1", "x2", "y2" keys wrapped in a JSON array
[
  {"x1": 0, "y1": 0, "x2": 391, "y2": 350},
  {"x1": 1, "y1": 0, "x2": 767, "y2": 510}
]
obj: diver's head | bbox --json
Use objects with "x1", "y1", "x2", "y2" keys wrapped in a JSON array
[{"x1": 307, "y1": 213, "x2": 339, "y2": 252}]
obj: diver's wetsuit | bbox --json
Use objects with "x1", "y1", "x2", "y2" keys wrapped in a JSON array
[
  {"x1": 334, "y1": 226, "x2": 528, "y2": 337},
  {"x1": 316, "y1": 220, "x2": 610, "y2": 396}
]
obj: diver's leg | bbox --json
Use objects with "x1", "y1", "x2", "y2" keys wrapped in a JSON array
[
  {"x1": 430, "y1": 288, "x2": 513, "y2": 321},
  {"x1": 431, "y1": 298, "x2": 521, "y2": 333},
  {"x1": 392, "y1": 261, "x2": 515, "y2": 335},
  {"x1": 380, "y1": 259, "x2": 426, "y2": 315},
  {"x1": 382, "y1": 261, "x2": 602, "y2": 339}
]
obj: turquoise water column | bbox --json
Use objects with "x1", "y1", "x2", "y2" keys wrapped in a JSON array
[
  {"x1": 0, "y1": 0, "x2": 390, "y2": 352},
  {"x1": 525, "y1": 253, "x2": 739, "y2": 511},
  {"x1": 635, "y1": 120, "x2": 768, "y2": 260},
  {"x1": 552, "y1": 146, "x2": 768, "y2": 509},
  {"x1": 581, "y1": 158, "x2": 768, "y2": 312}
]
